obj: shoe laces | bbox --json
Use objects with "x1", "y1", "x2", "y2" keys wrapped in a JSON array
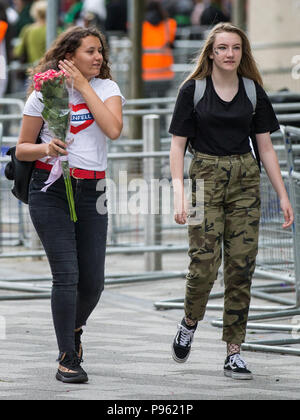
[
  {"x1": 177, "y1": 324, "x2": 195, "y2": 347},
  {"x1": 60, "y1": 351, "x2": 83, "y2": 369},
  {"x1": 70, "y1": 354, "x2": 83, "y2": 368},
  {"x1": 230, "y1": 353, "x2": 247, "y2": 369}
]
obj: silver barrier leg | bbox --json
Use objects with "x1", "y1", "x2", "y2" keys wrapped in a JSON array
[
  {"x1": 0, "y1": 123, "x2": 2, "y2": 255},
  {"x1": 143, "y1": 114, "x2": 162, "y2": 271}
]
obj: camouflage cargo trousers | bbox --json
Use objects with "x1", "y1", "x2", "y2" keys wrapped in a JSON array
[{"x1": 186, "y1": 151, "x2": 261, "y2": 344}]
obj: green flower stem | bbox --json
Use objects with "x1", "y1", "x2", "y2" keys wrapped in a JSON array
[{"x1": 61, "y1": 161, "x2": 77, "y2": 222}]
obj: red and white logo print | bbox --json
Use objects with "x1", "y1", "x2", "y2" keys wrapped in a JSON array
[{"x1": 70, "y1": 103, "x2": 94, "y2": 134}]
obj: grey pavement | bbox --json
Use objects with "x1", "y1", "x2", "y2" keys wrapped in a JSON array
[{"x1": 0, "y1": 252, "x2": 300, "y2": 401}]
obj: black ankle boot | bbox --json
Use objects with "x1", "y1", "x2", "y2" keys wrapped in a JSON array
[
  {"x1": 56, "y1": 351, "x2": 88, "y2": 384},
  {"x1": 75, "y1": 328, "x2": 83, "y2": 359}
]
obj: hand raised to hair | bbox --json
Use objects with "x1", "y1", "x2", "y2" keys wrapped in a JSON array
[{"x1": 58, "y1": 59, "x2": 89, "y2": 93}]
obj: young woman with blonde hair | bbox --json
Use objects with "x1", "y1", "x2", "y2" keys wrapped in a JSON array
[{"x1": 169, "y1": 23, "x2": 293, "y2": 379}]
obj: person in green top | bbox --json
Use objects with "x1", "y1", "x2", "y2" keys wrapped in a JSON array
[
  {"x1": 64, "y1": 0, "x2": 83, "y2": 26},
  {"x1": 14, "y1": 0, "x2": 46, "y2": 65}
]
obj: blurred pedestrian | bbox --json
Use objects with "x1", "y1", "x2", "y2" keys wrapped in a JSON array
[
  {"x1": 63, "y1": 0, "x2": 83, "y2": 27},
  {"x1": 105, "y1": 0, "x2": 127, "y2": 34},
  {"x1": 13, "y1": 0, "x2": 33, "y2": 37},
  {"x1": 61, "y1": 0, "x2": 73, "y2": 13},
  {"x1": 142, "y1": 0, "x2": 177, "y2": 97},
  {"x1": 169, "y1": 23, "x2": 293, "y2": 380},
  {"x1": 200, "y1": 0, "x2": 230, "y2": 26},
  {"x1": 81, "y1": 0, "x2": 106, "y2": 32},
  {"x1": 162, "y1": 0, "x2": 194, "y2": 27},
  {"x1": 4, "y1": 1, "x2": 18, "y2": 29},
  {"x1": 190, "y1": 0, "x2": 206, "y2": 26},
  {"x1": 0, "y1": 1, "x2": 8, "y2": 96},
  {"x1": 16, "y1": 26, "x2": 124, "y2": 384},
  {"x1": 14, "y1": 0, "x2": 46, "y2": 65}
]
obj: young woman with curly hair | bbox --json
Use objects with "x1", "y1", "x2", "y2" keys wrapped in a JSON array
[{"x1": 16, "y1": 26, "x2": 125, "y2": 384}]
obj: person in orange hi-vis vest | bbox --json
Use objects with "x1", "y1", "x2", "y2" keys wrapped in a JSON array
[
  {"x1": 0, "y1": 20, "x2": 7, "y2": 41},
  {"x1": 142, "y1": 0, "x2": 177, "y2": 97}
]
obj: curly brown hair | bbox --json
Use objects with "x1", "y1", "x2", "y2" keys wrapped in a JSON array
[{"x1": 27, "y1": 26, "x2": 112, "y2": 95}]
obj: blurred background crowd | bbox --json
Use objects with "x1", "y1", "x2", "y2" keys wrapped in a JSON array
[
  {"x1": 0, "y1": 0, "x2": 236, "y2": 97},
  {"x1": 0, "y1": 0, "x2": 299, "y2": 100}
]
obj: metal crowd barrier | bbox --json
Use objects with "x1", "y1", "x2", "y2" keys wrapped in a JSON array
[
  {"x1": 154, "y1": 125, "x2": 300, "y2": 356},
  {"x1": 0, "y1": 99, "x2": 27, "y2": 248},
  {"x1": 0, "y1": 109, "x2": 187, "y2": 300},
  {"x1": 0, "y1": 96, "x2": 299, "y2": 323},
  {"x1": 237, "y1": 126, "x2": 300, "y2": 356}
]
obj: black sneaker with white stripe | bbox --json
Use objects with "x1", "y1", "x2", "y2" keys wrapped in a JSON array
[
  {"x1": 172, "y1": 318, "x2": 197, "y2": 363},
  {"x1": 224, "y1": 353, "x2": 253, "y2": 380}
]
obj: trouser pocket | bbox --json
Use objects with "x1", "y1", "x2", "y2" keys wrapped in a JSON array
[{"x1": 189, "y1": 157, "x2": 217, "y2": 208}]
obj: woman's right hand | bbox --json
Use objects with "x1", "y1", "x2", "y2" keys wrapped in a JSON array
[
  {"x1": 170, "y1": 135, "x2": 188, "y2": 224},
  {"x1": 46, "y1": 138, "x2": 68, "y2": 157},
  {"x1": 175, "y1": 210, "x2": 187, "y2": 225},
  {"x1": 174, "y1": 193, "x2": 188, "y2": 225}
]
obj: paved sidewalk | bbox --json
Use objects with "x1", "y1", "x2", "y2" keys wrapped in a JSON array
[{"x1": 0, "y1": 255, "x2": 300, "y2": 400}]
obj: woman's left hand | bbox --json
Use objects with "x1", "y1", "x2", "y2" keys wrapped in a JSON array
[
  {"x1": 58, "y1": 59, "x2": 88, "y2": 93},
  {"x1": 280, "y1": 197, "x2": 294, "y2": 229}
]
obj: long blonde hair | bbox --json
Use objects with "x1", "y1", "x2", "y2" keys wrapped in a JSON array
[{"x1": 183, "y1": 22, "x2": 263, "y2": 86}]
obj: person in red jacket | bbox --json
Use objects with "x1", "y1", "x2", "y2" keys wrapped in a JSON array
[{"x1": 142, "y1": 0, "x2": 177, "y2": 97}]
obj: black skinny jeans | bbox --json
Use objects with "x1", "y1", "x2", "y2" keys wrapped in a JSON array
[{"x1": 29, "y1": 168, "x2": 108, "y2": 353}]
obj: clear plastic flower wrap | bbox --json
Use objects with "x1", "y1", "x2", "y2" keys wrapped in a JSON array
[{"x1": 34, "y1": 69, "x2": 77, "y2": 222}]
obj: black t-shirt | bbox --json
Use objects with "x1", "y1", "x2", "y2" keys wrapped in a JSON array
[{"x1": 169, "y1": 76, "x2": 280, "y2": 156}]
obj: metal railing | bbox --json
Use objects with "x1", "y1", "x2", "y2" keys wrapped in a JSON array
[
  {"x1": 0, "y1": 96, "x2": 298, "y2": 248},
  {"x1": 237, "y1": 126, "x2": 300, "y2": 356},
  {"x1": 0, "y1": 97, "x2": 299, "y2": 326},
  {"x1": 0, "y1": 107, "x2": 188, "y2": 299},
  {"x1": 0, "y1": 99, "x2": 28, "y2": 248},
  {"x1": 154, "y1": 125, "x2": 300, "y2": 356}
]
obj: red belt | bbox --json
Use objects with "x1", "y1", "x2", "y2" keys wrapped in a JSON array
[{"x1": 35, "y1": 160, "x2": 106, "y2": 180}]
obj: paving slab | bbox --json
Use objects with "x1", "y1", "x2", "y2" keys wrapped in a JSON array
[{"x1": 0, "y1": 253, "x2": 299, "y2": 401}]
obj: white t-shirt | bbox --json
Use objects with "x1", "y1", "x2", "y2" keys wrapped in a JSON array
[{"x1": 23, "y1": 78, "x2": 125, "y2": 171}]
